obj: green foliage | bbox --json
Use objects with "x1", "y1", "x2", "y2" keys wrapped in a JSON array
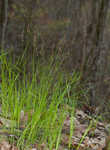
[{"x1": 0, "y1": 52, "x2": 81, "y2": 149}]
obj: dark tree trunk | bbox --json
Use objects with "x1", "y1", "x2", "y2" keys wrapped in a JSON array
[
  {"x1": 0, "y1": 0, "x2": 5, "y2": 47},
  {"x1": 88, "y1": 0, "x2": 109, "y2": 106}
]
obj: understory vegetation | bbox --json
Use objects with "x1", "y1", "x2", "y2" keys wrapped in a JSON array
[{"x1": 0, "y1": 51, "x2": 82, "y2": 149}]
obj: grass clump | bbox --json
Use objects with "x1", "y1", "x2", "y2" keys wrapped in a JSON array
[{"x1": 0, "y1": 52, "x2": 80, "y2": 149}]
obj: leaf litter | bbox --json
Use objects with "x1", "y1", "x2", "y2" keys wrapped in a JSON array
[{"x1": 0, "y1": 108, "x2": 109, "y2": 150}]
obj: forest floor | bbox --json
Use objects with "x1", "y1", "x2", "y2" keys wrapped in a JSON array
[{"x1": 0, "y1": 106, "x2": 108, "y2": 150}]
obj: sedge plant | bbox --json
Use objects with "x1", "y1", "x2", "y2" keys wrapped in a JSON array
[{"x1": 0, "y1": 52, "x2": 80, "y2": 150}]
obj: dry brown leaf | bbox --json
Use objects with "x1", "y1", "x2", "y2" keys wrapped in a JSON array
[
  {"x1": 40, "y1": 142, "x2": 48, "y2": 150},
  {"x1": 11, "y1": 145, "x2": 18, "y2": 150},
  {"x1": 0, "y1": 141, "x2": 11, "y2": 150},
  {"x1": 61, "y1": 133, "x2": 69, "y2": 145}
]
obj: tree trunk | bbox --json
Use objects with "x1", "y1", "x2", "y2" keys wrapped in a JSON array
[{"x1": 88, "y1": 0, "x2": 109, "y2": 106}]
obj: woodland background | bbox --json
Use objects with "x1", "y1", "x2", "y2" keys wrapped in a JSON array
[{"x1": 0, "y1": 0, "x2": 110, "y2": 118}]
